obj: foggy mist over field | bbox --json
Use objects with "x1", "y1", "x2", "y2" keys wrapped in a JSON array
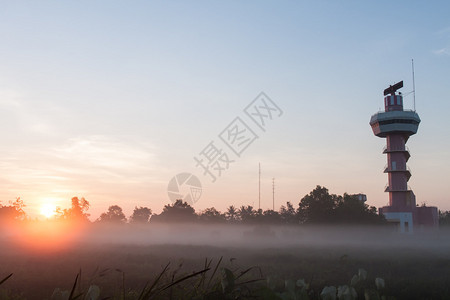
[
  {"x1": 80, "y1": 224, "x2": 450, "y2": 250},
  {"x1": 5, "y1": 222, "x2": 449, "y2": 253},
  {"x1": 2, "y1": 222, "x2": 450, "y2": 299}
]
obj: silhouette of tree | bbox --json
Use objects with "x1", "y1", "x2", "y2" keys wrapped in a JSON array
[
  {"x1": 199, "y1": 207, "x2": 225, "y2": 223},
  {"x1": 439, "y1": 210, "x2": 450, "y2": 227},
  {"x1": 297, "y1": 185, "x2": 338, "y2": 224},
  {"x1": 11, "y1": 197, "x2": 25, "y2": 216},
  {"x1": 55, "y1": 206, "x2": 65, "y2": 219},
  {"x1": 129, "y1": 206, "x2": 152, "y2": 223},
  {"x1": 0, "y1": 197, "x2": 26, "y2": 222},
  {"x1": 57, "y1": 197, "x2": 90, "y2": 222},
  {"x1": 279, "y1": 201, "x2": 297, "y2": 224},
  {"x1": 151, "y1": 200, "x2": 197, "y2": 223},
  {"x1": 225, "y1": 205, "x2": 239, "y2": 222},
  {"x1": 334, "y1": 193, "x2": 384, "y2": 224},
  {"x1": 298, "y1": 186, "x2": 385, "y2": 225},
  {"x1": 260, "y1": 209, "x2": 282, "y2": 223},
  {"x1": 238, "y1": 205, "x2": 257, "y2": 223},
  {"x1": 0, "y1": 206, "x2": 17, "y2": 221},
  {"x1": 97, "y1": 205, "x2": 127, "y2": 223},
  {"x1": 71, "y1": 197, "x2": 90, "y2": 220}
]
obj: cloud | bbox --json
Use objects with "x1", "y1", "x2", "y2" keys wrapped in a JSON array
[
  {"x1": 0, "y1": 90, "x2": 22, "y2": 108},
  {"x1": 0, "y1": 88, "x2": 60, "y2": 136},
  {"x1": 432, "y1": 26, "x2": 450, "y2": 56},
  {"x1": 0, "y1": 135, "x2": 164, "y2": 216},
  {"x1": 51, "y1": 135, "x2": 158, "y2": 179},
  {"x1": 433, "y1": 47, "x2": 450, "y2": 56}
]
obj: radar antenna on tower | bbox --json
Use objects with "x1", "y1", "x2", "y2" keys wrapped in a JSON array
[{"x1": 383, "y1": 81, "x2": 403, "y2": 96}]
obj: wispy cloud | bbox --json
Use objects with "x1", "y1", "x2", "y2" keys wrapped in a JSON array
[
  {"x1": 2, "y1": 135, "x2": 160, "y2": 186},
  {"x1": 0, "y1": 89, "x2": 23, "y2": 108},
  {"x1": 51, "y1": 135, "x2": 158, "y2": 179},
  {"x1": 433, "y1": 47, "x2": 450, "y2": 56},
  {"x1": 433, "y1": 26, "x2": 450, "y2": 56},
  {"x1": 0, "y1": 88, "x2": 60, "y2": 136},
  {"x1": 0, "y1": 135, "x2": 163, "y2": 215}
]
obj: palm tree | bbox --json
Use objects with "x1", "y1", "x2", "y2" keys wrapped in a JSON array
[
  {"x1": 238, "y1": 205, "x2": 256, "y2": 223},
  {"x1": 225, "y1": 205, "x2": 238, "y2": 222}
]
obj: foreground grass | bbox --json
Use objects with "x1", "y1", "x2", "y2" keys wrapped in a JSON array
[
  {"x1": 1, "y1": 242, "x2": 449, "y2": 299},
  {"x1": 1, "y1": 256, "x2": 391, "y2": 300}
]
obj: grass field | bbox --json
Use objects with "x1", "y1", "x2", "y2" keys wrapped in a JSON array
[{"x1": 1, "y1": 224, "x2": 450, "y2": 299}]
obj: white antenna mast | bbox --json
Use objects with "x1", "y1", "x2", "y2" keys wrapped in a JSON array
[
  {"x1": 258, "y1": 163, "x2": 261, "y2": 210},
  {"x1": 272, "y1": 177, "x2": 275, "y2": 211},
  {"x1": 412, "y1": 59, "x2": 416, "y2": 111}
]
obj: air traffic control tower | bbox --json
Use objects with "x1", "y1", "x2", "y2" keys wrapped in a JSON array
[{"x1": 370, "y1": 81, "x2": 438, "y2": 233}]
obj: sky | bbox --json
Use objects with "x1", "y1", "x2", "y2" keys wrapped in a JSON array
[{"x1": 1, "y1": 1, "x2": 449, "y2": 220}]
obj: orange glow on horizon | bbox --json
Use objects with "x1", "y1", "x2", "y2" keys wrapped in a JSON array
[{"x1": 10, "y1": 220, "x2": 88, "y2": 253}]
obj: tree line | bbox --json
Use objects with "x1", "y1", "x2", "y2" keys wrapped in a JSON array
[{"x1": 2, "y1": 185, "x2": 449, "y2": 226}]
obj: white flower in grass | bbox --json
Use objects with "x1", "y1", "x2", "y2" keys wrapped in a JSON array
[
  {"x1": 337, "y1": 285, "x2": 357, "y2": 300},
  {"x1": 320, "y1": 285, "x2": 337, "y2": 300},
  {"x1": 375, "y1": 277, "x2": 385, "y2": 290}
]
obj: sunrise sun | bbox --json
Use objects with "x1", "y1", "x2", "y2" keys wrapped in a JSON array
[{"x1": 40, "y1": 203, "x2": 56, "y2": 218}]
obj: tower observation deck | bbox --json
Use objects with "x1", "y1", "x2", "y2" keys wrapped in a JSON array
[{"x1": 370, "y1": 81, "x2": 438, "y2": 233}]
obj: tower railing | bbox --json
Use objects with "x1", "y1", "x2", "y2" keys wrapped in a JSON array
[
  {"x1": 371, "y1": 109, "x2": 417, "y2": 118},
  {"x1": 382, "y1": 145, "x2": 410, "y2": 153}
]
